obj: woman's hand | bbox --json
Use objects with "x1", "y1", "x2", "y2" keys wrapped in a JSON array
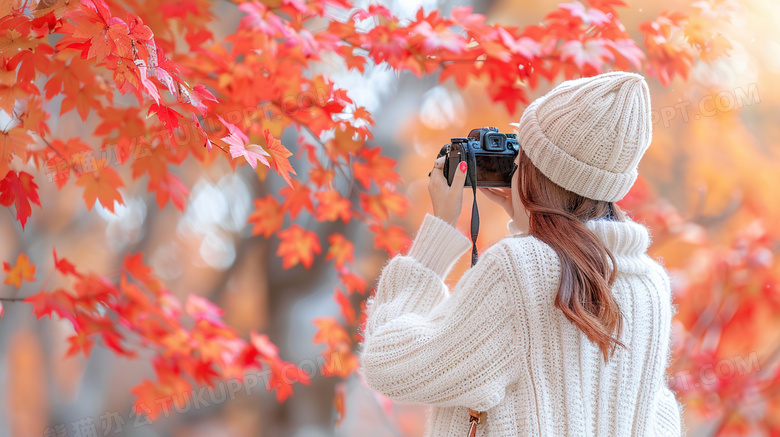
[
  {"x1": 428, "y1": 156, "x2": 467, "y2": 225},
  {"x1": 479, "y1": 187, "x2": 513, "y2": 218}
]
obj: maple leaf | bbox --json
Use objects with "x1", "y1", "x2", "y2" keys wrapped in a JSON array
[
  {"x1": 439, "y1": 56, "x2": 479, "y2": 88},
  {"x1": 326, "y1": 233, "x2": 354, "y2": 268},
  {"x1": 333, "y1": 288, "x2": 355, "y2": 324},
  {"x1": 263, "y1": 129, "x2": 296, "y2": 187},
  {"x1": 338, "y1": 268, "x2": 367, "y2": 295},
  {"x1": 327, "y1": 123, "x2": 364, "y2": 158},
  {"x1": 187, "y1": 84, "x2": 218, "y2": 115},
  {"x1": 61, "y1": 0, "x2": 130, "y2": 63},
  {"x1": 313, "y1": 317, "x2": 351, "y2": 346},
  {"x1": 338, "y1": 46, "x2": 366, "y2": 73},
  {"x1": 53, "y1": 248, "x2": 81, "y2": 278},
  {"x1": 190, "y1": 114, "x2": 213, "y2": 152},
  {"x1": 414, "y1": 20, "x2": 465, "y2": 54},
  {"x1": 308, "y1": 165, "x2": 335, "y2": 188},
  {"x1": 221, "y1": 118, "x2": 270, "y2": 170},
  {"x1": 148, "y1": 172, "x2": 189, "y2": 211},
  {"x1": 352, "y1": 147, "x2": 400, "y2": 189},
  {"x1": 66, "y1": 330, "x2": 94, "y2": 358},
  {"x1": 608, "y1": 39, "x2": 645, "y2": 70},
  {"x1": 0, "y1": 127, "x2": 32, "y2": 181},
  {"x1": 147, "y1": 103, "x2": 182, "y2": 138},
  {"x1": 23, "y1": 289, "x2": 77, "y2": 324},
  {"x1": 3, "y1": 252, "x2": 36, "y2": 287},
  {"x1": 250, "y1": 332, "x2": 280, "y2": 361},
  {"x1": 75, "y1": 163, "x2": 125, "y2": 213},
  {"x1": 279, "y1": 180, "x2": 314, "y2": 219},
  {"x1": 312, "y1": 317, "x2": 358, "y2": 378},
  {"x1": 0, "y1": 170, "x2": 40, "y2": 230},
  {"x1": 126, "y1": 14, "x2": 154, "y2": 42},
  {"x1": 123, "y1": 253, "x2": 166, "y2": 295},
  {"x1": 131, "y1": 379, "x2": 187, "y2": 422},
  {"x1": 560, "y1": 1, "x2": 611, "y2": 26},
  {"x1": 314, "y1": 190, "x2": 351, "y2": 223},
  {"x1": 185, "y1": 295, "x2": 224, "y2": 321},
  {"x1": 45, "y1": 138, "x2": 92, "y2": 189},
  {"x1": 276, "y1": 225, "x2": 321, "y2": 269},
  {"x1": 370, "y1": 224, "x2": 411, "y2": 255},
  {"x1": 560, "y1": 39, "x2": 614, "y2": 71},
  {"x1": 248, "y1": 195, "x2": 285, "y2": 237},
  {"x1": 246, "y1": 331, "x2": 309, "y2": 401},
  {"x1": 359, "y1": 186, "x2": 409, "y2": 222}
]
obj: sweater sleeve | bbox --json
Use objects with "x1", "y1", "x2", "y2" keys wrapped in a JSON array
[
  {"x1": 652, "y1": 385, "x2": 682, "y2": 436},
  {"x1": 652, "y1": 266, "x2": 683, "y2": 436},
  {"x1": 359, "y1": 214, "x2": 524, "y2": 411}
]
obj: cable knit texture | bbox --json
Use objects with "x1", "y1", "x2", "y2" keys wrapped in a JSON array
[
  {"x1": 514, "y1": 71, "x2": 653, "y2": 202},
  {"x1": 359, "y1": 213, "x2": 682, "y2": 436}
]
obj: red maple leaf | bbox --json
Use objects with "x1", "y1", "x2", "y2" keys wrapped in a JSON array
[
  {"x1": 147, "y1": 103, "x2": 182, "y2": 138},
  {"x1": 0, "y1": 170, "x2": 40, "y2": 230}
]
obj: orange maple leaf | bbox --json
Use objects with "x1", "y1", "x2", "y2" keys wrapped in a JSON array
[
  {"x1": 315, "y1": 190, "x2": 351, "y2": 223},
  {"x1": 370, "y1": 224, "x2": 411, "y2": 255},
  {"x1": 279, "y1": 180, "x2": 313, "y2": 219},
  {"x1": 308, "y1": 165, "x2": 335, "y2": 188},
  {"x1": 326, "y1": 233, "x2": 354, "y2": 268},
  {"x1": 3, "y1": 252, "x2": 36, "y2": 288},
  {"x1": 313, "y1": 317, "x2": 351, "y2": 346},
  {"x1": 248, "y1": 195, "x2": 285, "y2": 238},
  {"x1": 0, "y1": 126, "x2": 32, "y2": 180},
  {"x1": 359, "y1": 186, "x2": 409, "y2": 221},
  {"x1": 277, "y1": 225, "x2": 321, "y2": 269},
  {"x1": 338, "y1": 268, "x2": 367, "y2": 295},
  {"x1": 352, "y1": 147, "x2": 399, "y2": 189},
  {"x1": 75, "y1": 162, "x2": 125, "y2": 213},
  {"x1": 333, "y1": 288, "x2": 355, "y2": 324},
  {"x1": 263, "y1": 129, "x2": 296, "y2": 187}
]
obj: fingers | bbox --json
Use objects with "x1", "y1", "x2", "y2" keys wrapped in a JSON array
[
  {"x1": 480, "y1": 188, "x2": 505, "y2": 204},
  {"x1": 450, "y1": 160, "x2": 467, "y2": 189},
  {"x1": 429, "y1": 156, "x2": 447, "y2": 192},
  {"x1": 485, "y1": 187, "x2": 511, "y2": 196},
  {"x1": 430, "y1": 156, "x2": 446, "y2": 180},
  {"x1": 479, "y1": 187, "x2": 509, "y2": 198}
]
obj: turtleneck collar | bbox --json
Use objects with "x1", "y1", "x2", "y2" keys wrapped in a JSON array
[{"x1": 585, "y1": 218, "x2": 653, "y2": 273}]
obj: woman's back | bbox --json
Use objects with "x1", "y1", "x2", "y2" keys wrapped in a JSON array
[
  {"x1": 492, "y1": 218, "x2": 680, "y2": 435},
  {"x1": 359, "y1": 214, "x2": 682, "y2": 436}
]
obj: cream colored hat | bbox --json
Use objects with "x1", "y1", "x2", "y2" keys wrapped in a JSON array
[{"x1": 514, "y1": 71, "x2": 652, "y2": 202}]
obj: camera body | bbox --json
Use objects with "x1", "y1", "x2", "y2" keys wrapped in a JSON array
[{"x1": 439, "y1": 127, "x2": 520, "y2": 188}]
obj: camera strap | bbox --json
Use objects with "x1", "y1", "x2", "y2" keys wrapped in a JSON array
[{"x1": 467, "y1": 149, "x2": 480, "y2": 267}]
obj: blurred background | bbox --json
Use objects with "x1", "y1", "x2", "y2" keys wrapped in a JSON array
[{"x1": 1, "y1": 0, "x2": 780, "y2": 436}]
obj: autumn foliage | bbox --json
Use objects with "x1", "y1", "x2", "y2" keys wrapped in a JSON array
[{"x1": 1, "y1": 0, "x2": 774, "y2": 434}]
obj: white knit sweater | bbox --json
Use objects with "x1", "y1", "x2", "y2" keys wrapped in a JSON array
[{"x1": 359, "y1": 214, "x2": 682, "y2": 436}]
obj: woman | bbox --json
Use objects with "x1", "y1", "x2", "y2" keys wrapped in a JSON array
[{"x1": 359, "y1": 71, "x2": 683, "y2": 436}]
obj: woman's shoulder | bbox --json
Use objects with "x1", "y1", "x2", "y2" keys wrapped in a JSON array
[
  {"x1": 487, "y1": 233, "x2": 560, "y2": 265},
  {"x1": 480, "y1": 234, "x2": 563, "y2": 292}
]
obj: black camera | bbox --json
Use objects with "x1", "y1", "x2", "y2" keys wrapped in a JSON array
[{"x1": 437, "y1": 127, "x2": 519, "y2": 188}]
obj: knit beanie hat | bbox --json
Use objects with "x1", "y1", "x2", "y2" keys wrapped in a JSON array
[{"x1": 514, "y1": 71, "x2": 652, "y2": 202}]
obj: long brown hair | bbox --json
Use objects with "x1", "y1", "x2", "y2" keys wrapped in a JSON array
[{"x1": 516, "y1": 149, "x2": 625, "y2": 360}]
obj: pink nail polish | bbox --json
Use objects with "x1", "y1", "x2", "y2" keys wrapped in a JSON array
[{"x1": 459, "y1": 161, "x2": 467, "y2": 173}]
